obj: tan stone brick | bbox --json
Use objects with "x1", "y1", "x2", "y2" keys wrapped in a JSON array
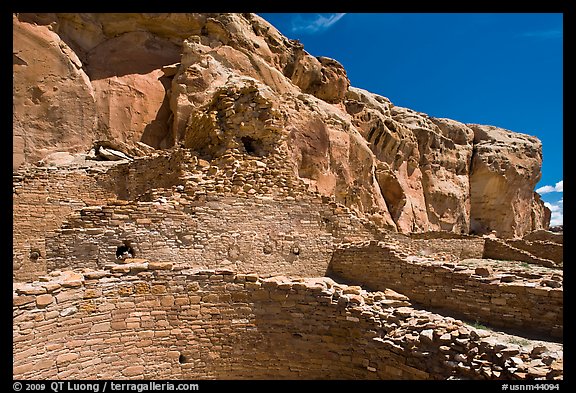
[
  {"x1": 42, "y1": 283, "x2": 62, "y2": 293},
  {"x1": 36, "y1": 294, "x2": 54, "y2": 308},
  {"x1": 118, "y1": 285, "x2": 134, "y2": 296},
  {"x1": 245, "y1": 282, "x2": 261, "y2": 289},
  {"x1": 117, "y1": 301, "x2": 135, "y2": 309},
  {"x1": 151, "y1": 285, "x2": 167, "y2": 294},
  {"x1": 36, "y1": 358, "x2": 55, "y2": 370},
  {"x1": 133, "y1": 282, "x2": 150, "y2": 294},
  {"x1": 135, "y1": 339, "x2": 153, "y2": 348},
  {"x1": 79, "y1": 357, "x2": 102, "y2": 368},
  {"x1": 56, "y1": 289, "x2": 82, "y2": 304},
  {"x1": 84, "y1": 288, "x2": 102, "y2": 299},
  {"x1": 98, "y1": 303, "x2": 116, "y2": 312},
  {"x1": 13, "y1": 362, "x2": 35, "y2": 375},
  {"x1": 139, "y1": 299, "x2": 160, "y2": 308},
  {"x1": 175, "y1": 297, "x2": 189, "y2": 306},
  {"x1": 45, "y1": 342, "x2": 65, "y2": 351},
  {"x1": 67, "y1": 339, "x2": 86, "y2": 348},
  {"x1": 189, "y1": 295, "x2": 202, "y2": 304},
  {"x1": 137, "y1": 331, "x2": 155, "y2": 339},
  {"x1": 56, "y1": 353, "x2": 79, "y2": 365},
  {"x1": 122, "y1": 365, "x2": 145, "y2": 377},
  {"x1": 79, "y1": 300, "x2": 98, "y2": 313},
  {"x1": 230, "y1": 292, "x2": 249, "y2": 302},
  {"x1": 156, "y1": 320, "x2": 170, "y2": 328},
  {"x1": 85, "y1": 338, "x2": 104, "y2": 346},
  {"x1": 12, "y1": 295, "x2": 36, "y2": 307},
  {"x1": 90, "y1": 322, "x2": 111, "y2": 333},
  {"x1": 202, "y1": 294, "x2": 219, "y2": 303},
  {"x1": 111, "y1": 321, "x2": 126, "y2": 330},
  {"x1": 160, "y1": 295, "x2": 175, "y2": 307},
  {"x1": 148, "y1": 262, "x2": 173, "y2": 270}
]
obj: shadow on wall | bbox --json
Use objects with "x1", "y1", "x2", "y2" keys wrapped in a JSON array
[{"x1": 140, "y1": 75, "x2": 175, "y2": 149}]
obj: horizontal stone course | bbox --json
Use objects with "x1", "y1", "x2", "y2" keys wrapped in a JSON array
[
  {"x1": 13, "y1": 143, "x2": 563, "y2": 381},
  {"x1": 13, "y1": 263, "x2": 562, "y2": 380},
  {"x1": 329, "y1": 243, "x2": 562, "y2": 339}
]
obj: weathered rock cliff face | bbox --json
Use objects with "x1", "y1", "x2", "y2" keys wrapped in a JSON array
[{"x1": 12, "y1": 13, "x2": 550, "y2": 237}]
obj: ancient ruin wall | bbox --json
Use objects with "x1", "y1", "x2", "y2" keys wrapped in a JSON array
[
  {"x1": 406, "y1": 232, "x2": 485, "y2": 260},
  {"x1": 500, "y1": 239, "x2": 562, "y2": 265},
  {"x1": 483, "y1": 238, "x2": 559, "y2": 268},
  {"x1": 45, "y1": 193, "x2": 374, "y2": 279},
  {"x1": 14, "y1": 264, "x2": 561, "y2": 380},
  {"x1": 329, "y1": 242, "x2": 562, "y2": 339},
  {"x1": 15, "y1": 147, "x2": 386, "y2": 282},
  {"x1": 13, "y1": 168, "x2": 118, "y2": 281}
]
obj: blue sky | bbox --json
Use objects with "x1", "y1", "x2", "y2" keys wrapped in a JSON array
[{"x1": 258, "y1": 13, "x2": 563, "y2": 225}]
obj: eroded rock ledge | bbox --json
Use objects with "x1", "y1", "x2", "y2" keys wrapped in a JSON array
[{"x1": 13, "y1": 12, "x2": 550, "y2": 237}]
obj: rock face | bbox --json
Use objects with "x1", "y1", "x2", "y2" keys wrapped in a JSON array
[
  {"x1": 12, "y1": 12, "x2": 550, "y2": 237},
  {"x1": 13, "y1": 14, "x2": 98, "y2": 169},
  {"x1": 468, "y1": 124, "x2": 548, "y2": 238}
]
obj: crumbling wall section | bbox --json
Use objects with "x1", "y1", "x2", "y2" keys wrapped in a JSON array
[
  {"x1": 13, "y1": 264, "x2": 562, "y2": 380},
  {"x1": 482, "y1": 238, "x2": 558, "y2": 268},
  {"x1": 504, "y1": 239, "x2": 563, "y2": 265},
  {"x1": 13, "y1": 167, "x2": 118, "y2": 281},
  {"x1": 45, "y1": 192, "x2": 383, "y2": 278},
  {"x1": 329, "y1": 242, "x2": 562, "y2": 339},
  {"x1": 407, "y1": 232, "x2": 485, "y2": 260}
]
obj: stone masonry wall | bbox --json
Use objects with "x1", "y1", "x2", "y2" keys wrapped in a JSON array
[
  {"x1": 13, "y1": 263, "x2": 562, "y2": 380},
  {"x1": 99, "y1": 151, "x2": 186, "y2": 201},
  {"x1": 14, "y1": 147, "x2": 386, "y2": 282},
  {"x1": 406, "y1": 232, "x2": 485, "y2": 260},
  {"x1": 329, "y1": 242, "x2": 563, "y2": 339},
  {"x1": 13, "y1": 167, "x2": 117, "y2": 281},
  {"x1": 45, "y1": 193, "x2": 383, "y2": 279},
  {"x1": 504, "y1": 239, "x2": 563, "y2": 265},
  {"x1": 483, "y1": 238, "x2": 558, "y2": 268}
]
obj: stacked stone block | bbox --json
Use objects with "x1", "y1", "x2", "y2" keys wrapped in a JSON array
[
  {"x1": 329, "y1": 242, "x2": 563, "y2": 339},
  {"x1": 13, "y1": 263, "x2": 562, "y2": 380}
]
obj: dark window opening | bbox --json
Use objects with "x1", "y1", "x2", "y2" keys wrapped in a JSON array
[
  {"x1": 29, "y1": 248, "x2": 41, "y2": 260},
  {"x1": 240, "y1": 136, "x2": 263, "y2": 156},
  {"x1": 116, "y1": 240, "x2": 135, "y2": 260},
  {"x1": 179, "y1": 353, "x2": 188, "y2": 364}
]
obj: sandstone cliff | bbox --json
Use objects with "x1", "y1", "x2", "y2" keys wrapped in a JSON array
[{"x1": 12, "y1": 13, "x2": 550, "y2": 237}]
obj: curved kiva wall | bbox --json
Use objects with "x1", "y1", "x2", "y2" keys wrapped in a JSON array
[{"x1": 13, "y1": 263, "x2": 562, "y2": 380}]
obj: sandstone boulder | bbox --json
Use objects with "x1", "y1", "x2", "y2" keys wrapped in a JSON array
[{"x1": 469, "y1": 124, "x2": 547, "y2": 238}]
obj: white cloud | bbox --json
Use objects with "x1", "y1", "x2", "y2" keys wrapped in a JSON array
[
  {"x1": 291, "y1": 13, "x2": 347, "y2": 34},
  {"x1": 536, "y1": 180, "x2": 563, "y2": 195},
  {"x1": 545, "y1": 198, "x2": 563, "y2": 226},
  {"x1": 521, "y1": 29, "x2": 562, "y2": 40}
]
